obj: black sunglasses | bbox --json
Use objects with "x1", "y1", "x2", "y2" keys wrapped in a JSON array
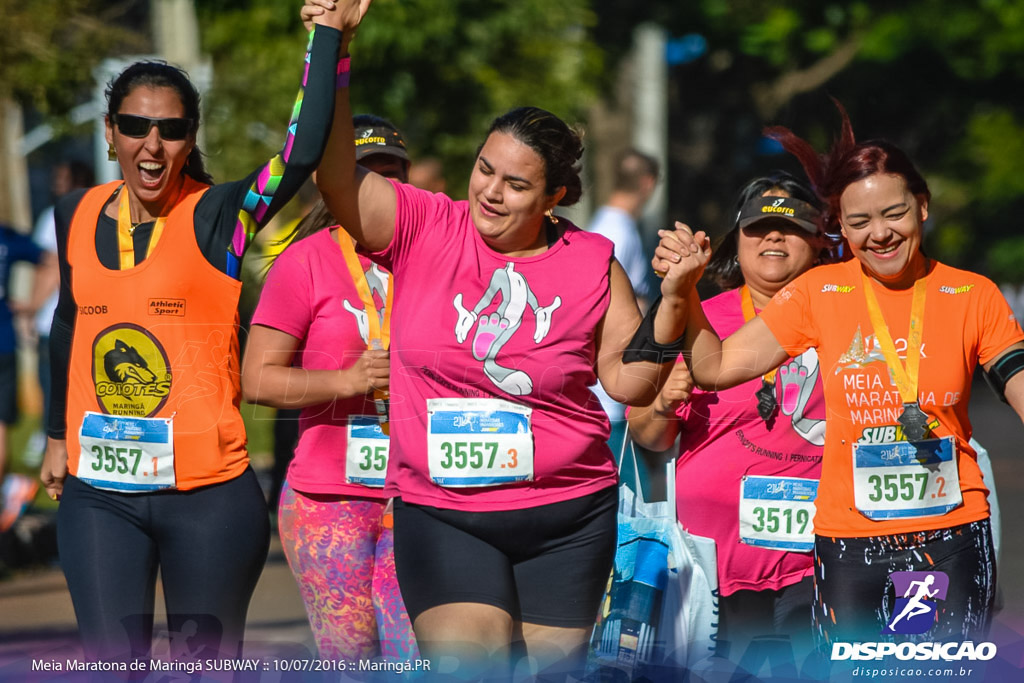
[{"x1": 113, "y1": 114, "x2": 193, "y2": 141}]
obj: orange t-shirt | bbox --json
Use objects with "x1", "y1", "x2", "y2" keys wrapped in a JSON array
[{"x1": 759, "y1": 258, "x2": 1023, "y2": 537}]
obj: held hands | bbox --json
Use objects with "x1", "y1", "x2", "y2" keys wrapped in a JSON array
[
  {"x1": 301, "y1": 0, "x2": 373, "y2": 33},
  {"x1": 652, "y1": 361, "x2": 694, "y2": 417},
  {"x1": 40, "y1": 438, "x2": 69, "y2": 501},
  {"x1": 340, "y1": 347, "x2": 390, "y2": 398},
  {"x1": 653, "y1": 221, "x2": 712, "y2": 300}
]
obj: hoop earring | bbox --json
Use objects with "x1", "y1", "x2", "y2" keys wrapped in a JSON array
[{"x1": 107, "y1": 142, "x2": 117, "y2": 162}]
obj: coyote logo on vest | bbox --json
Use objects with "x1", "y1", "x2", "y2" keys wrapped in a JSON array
[
  {"x1": 104, "y1": 340, "x2": 156, "y2": 385},
  {"x1": 92, "y1": 323, "x2": 172, "y2": 417}
]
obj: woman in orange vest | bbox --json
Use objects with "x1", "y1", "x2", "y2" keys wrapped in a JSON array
[{"x1": 38, "y1": 5, "x2": 358, "y2": 663}]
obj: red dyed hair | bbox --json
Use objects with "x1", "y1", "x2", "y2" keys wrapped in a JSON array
[{"x1": 764, "y1": 99, "x2": 930, "y2": 237}]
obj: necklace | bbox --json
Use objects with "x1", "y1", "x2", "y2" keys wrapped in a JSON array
[{"x1": 117, "y1": 186, "x2": 168, "y2": 269}]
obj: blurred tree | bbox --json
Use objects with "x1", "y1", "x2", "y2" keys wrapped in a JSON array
[
  {"x1": 198, "y1": 0, "x2": 601, "y2": 196},
  {"x1": 0, "y1": 0, "x2": 140, "y2": 225},
  {"x1": 0, "y1": 0, "x2": 141, "y2": 113}
]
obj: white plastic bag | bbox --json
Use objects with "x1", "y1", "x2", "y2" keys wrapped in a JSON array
[{"x1": 590, "y1": 438, "x2": 719, "y2": 677}]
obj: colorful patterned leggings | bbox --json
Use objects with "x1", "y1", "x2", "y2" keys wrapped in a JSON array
[{"x1": 277, "y1": 481, "x2": 418, "y2": 660}]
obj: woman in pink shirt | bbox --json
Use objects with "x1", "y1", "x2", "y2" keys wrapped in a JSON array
[
  {"x1": 628, "y1": 172, "x2": 830, "y2": 662},
  {"x1": 303, "y1": 1, "x2": 691, "y2": 677},
  {"x1": 241, "y1": 115, "x2": 416, "y2": 661}
]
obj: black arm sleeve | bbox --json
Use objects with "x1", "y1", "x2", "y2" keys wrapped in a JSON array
[
  {"x1": 622, "y1": 296, "x2": 686, "y2": 364},
  {"x1": 47, "y1": 189, "x2": 86, "y2": 439}
]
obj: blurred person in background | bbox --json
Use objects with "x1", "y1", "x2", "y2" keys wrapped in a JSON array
[
  {"x1": 588, "y1": 148, "x2": 660, "y2": 486},
  {"x1": 23, "y1": 161, "x2": 95, "y2": 469},
  {"x1": 408, "y1": 157, "x2": 446, "y2": 194},
  {"x1": 0, "y1": 221, "x2": 52, "y2": 532}
]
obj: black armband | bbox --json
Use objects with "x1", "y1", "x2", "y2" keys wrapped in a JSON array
[
  {"x1": 623, "y1": 296, "x2": 686, "y2": 364},
  {"x1": 983, "y1": 348, "x2": 1024, "y2": 403}
]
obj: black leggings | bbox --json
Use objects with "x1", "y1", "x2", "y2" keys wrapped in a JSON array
[
  {"x1": 57, "y1": 468, "x2": 270, "y2": 661},
  {"x1": 812, "y1": 520, "x2": 995, "y2": 646}
]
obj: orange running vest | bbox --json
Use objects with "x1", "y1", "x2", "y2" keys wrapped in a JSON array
[{"x1": 65, "y1": 180, "x2": 249, "y2": 490}]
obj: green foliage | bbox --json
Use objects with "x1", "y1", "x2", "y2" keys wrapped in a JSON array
[
  {"x1": 740, "y1": 8, "x2": 803, "y2": 66},
  {"x1": 0, "y1": 0, "x2": 140, "y2": 114},
  {"x1": 964, "y1": 108, "x2": 1024, "y2": 204},
  {"x1": 986, "y1": 238, "x2": 1024, "y2": 285},
  {"x1": 858, "y1": 12, "x2": 911, "y2": 61},
  {"x1": 198, "y1": 1, "x2": 309, "y2": 184},
  {"x1": 197, "y1": 0, "x2": 601, "y2": 195}
]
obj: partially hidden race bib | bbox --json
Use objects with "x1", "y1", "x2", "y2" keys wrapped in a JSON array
[
  {"x1": 345, "y1": 415, "x2": 390, "y2": 487},
  {"x1": 739, "y1": 475, "x2": 818, "y2": 552},
  {"x1": 78, "y1": 411, "x2": 175, "y2": 492},
  {"x1": 853, "y1": 436, "x2": 961, "y2": 520},
  {"x1": 426, "y1": 397, "x2": 534, "y2": 487}
]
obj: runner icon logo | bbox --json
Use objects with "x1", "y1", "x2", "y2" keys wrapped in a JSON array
[{"x1": 883, "y1": 570, "x2": 949, "y2": 635}]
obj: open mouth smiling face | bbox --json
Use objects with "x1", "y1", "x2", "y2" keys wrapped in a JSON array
[{"x1": 105, "y1": 86, "x2": 195, "y2": 219}]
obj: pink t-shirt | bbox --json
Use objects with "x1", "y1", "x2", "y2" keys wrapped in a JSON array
[
  {"x1": 676, "y1": 288, "x2": 824, "y2": 595},
  {"x1": 363, "y1": 181, "x2": 618, "y2": 511},
  {"x1": 251, "y1": 228, "x2": 387, "y2": 499}
]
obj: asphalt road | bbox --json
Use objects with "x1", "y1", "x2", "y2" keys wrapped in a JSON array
[
  {"x1": 0, "y1": 377, "x2": 1022, "y2": 680},
  {"x1": 0, "y1": 534, "x2": 315, "y2": 680}
]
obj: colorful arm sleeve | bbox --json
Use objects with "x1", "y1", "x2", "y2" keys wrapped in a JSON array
[{"x1": 227, "y1": 26, "x2": 342, "y2": 272}]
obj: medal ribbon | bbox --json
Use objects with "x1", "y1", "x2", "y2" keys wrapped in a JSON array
[
  {"x1": 337, "y1": 229, "x2": 393, "y2": 432},
  {"x1": 116, "y1": 185, "x2": 167, "y2": 269},
  {"x1": 337, "y1": 230, "x2": 392, "y2": 349},
  {"x1": 860, "y1": 271, "x2": 928, "y2": 404},
  {"x1": 740, "y1": 285, "x2": 778, "y2": 384},
  {"x1": 116, "y1": 180, "x2": 199, "y2": 269}
]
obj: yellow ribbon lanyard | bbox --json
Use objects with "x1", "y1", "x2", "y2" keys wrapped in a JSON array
[
  {"x1": 860, "y1": 272, "x2": 928, "y2": 407},
  {"x1": 116, "y1": 185, "x2": 166, "y2": 269},
  {"x1": 337, "y1": 232, "x2": 392, "y2": 349},
  {"x1": 740, "y1": 285, "x2": 778, "y2": 385},
  {"x1": 337, "y1": 231, "x2": 393, "y2": 429}
]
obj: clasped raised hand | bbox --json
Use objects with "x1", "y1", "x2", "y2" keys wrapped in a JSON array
[{"x1": 301, "y1": 0, "x2": 373, "y2": 33}]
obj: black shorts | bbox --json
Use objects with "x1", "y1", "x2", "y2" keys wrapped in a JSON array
[
  {"x1": 0, "y1": 352, "x2": 17, "y2": 424},
  {"x1": 393, "y1": 486, "x2": 618, "y2": 628}
]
